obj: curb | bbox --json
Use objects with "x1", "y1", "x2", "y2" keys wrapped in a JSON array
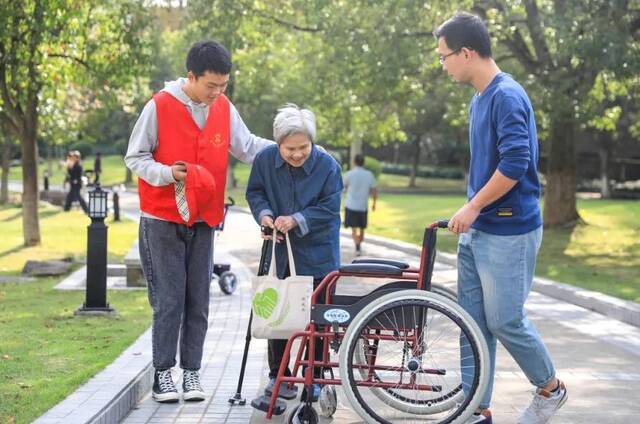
[{"x1": 33, "y1": 329, "x2": 153, "y2": 424}]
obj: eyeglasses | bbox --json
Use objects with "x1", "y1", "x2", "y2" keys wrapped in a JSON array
[{"x1": 439, "y1": 49, "x2": 461, "y2": 64}]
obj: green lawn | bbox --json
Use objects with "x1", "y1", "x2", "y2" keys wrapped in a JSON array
[
  {"x1": 0, "y1": 204, "x2": 150, "y2": 424},
  {"x1": 367, "y1": 194, "x2": 640, "y2": 303},
  {"x1": 0, "y1": 203, "x2": 138, "y2": 274},
  {"x1": 9, "y1": 155, "x2": 134, "y2": 189},
  {"x1": 376, "y1": 173, "x2": 466, "y2": 192}
]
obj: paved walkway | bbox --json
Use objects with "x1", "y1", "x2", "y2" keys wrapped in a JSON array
[{"x1": 119, "y1": 207, "x2": 640, "y2": 424}]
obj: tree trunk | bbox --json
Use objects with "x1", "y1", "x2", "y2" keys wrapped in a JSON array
[
  {"x1": 597, "y1": 132, "x2": 611, "y2": 199},
  {"x1": 458, "y1": 130, "x2": 469, "y2": 190},
  {"x1": 21, "y1": 126, "x2": 41, "y2": 246},
  {"x1": 599, "y1": 145, "x2": 610, "y2": 199},
  {"x1": 393, "y1": 142, "x2": 400, "y2": 164},
  {"x1": 409, "y1": 135, "x2": 420, "y2": 188},
  {"x1": 349, "y1": 139, "x2": 363, "y2": 168},
  {"x1": 1, "y1": 139, "x2": 11, "y2": 204},
  {"x1": 543, "y1": 119, "x2": 580, "y2": 227},
  {"x1": 46, "y1": 141, "x2": 53, "y2": 177}
]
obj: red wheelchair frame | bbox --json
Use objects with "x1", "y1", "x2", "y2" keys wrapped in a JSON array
[{"x1": 263, "y1": 220, "x2": 486, "y2": 422}]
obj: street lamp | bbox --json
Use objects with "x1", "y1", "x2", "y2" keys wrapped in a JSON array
[{"x1": 75, "y1": 183, "x2": 115, "y2": 316}]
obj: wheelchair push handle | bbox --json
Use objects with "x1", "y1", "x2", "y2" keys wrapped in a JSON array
[
  {"x1": 430, "y1": 219, "x2": 449, "y2": 229},
  {"x1": 216, "y1": 197, "x2": 236, "y2": 232}
]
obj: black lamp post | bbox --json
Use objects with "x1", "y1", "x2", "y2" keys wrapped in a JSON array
[{"x1": 75, "y1": 183, "x2": 115, "y2": 316}]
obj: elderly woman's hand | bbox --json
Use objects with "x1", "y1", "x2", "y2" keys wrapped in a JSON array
[
  {"x1": 274, "y1": 215, "x2": 298, "y2": 234},
  {"x1": 260, "y1": 215, "x2": 278, "y2": 241}
]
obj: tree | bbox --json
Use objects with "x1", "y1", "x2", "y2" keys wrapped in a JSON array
[
  {"x1": 0, "y1": 134, "x2": 15, "y2": 204},
  {"x1": 473, "y1": 0, "x2": 640, "y2": 226},
  {"x1": 0, "y1": 0, "x2": 152, "y2": 245}
]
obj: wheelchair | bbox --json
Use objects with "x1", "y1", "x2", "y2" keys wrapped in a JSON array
[{"x1": 261, "y1": 221, "x2": 490, "y2": 423}]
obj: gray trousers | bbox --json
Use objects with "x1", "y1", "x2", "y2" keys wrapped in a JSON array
[{"x1": 139, "y1": 217, "x2": 213, "y2": 370}]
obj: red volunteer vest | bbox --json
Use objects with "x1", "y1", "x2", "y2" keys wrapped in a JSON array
[{"x1": 138, "y1": 91, "x2": 230, "y2": 226}]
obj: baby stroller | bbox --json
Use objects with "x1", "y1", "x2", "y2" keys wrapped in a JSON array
[{"x1": 211, "y1": 197, "x2": 238, "y2": 295}]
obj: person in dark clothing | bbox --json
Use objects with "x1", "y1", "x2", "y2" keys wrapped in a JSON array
[
  {"x1": 63, "y1": 151, "x2": 89, "y2": 214},
  {"x1": 93, "y1": 152, "x2": 102, "y2": 184}
]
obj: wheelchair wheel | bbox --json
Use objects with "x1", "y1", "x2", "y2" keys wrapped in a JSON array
[
  {"x1": 285, "y1": 402, "x2": 319, "y2": 424},
  {"x1": 353, "y1": 282, "x2": 462, "y2": 412},
  {"x1": 218, "y1": 271, "x2": 237, "y2": 295},
  {"x1": 339, "y1": 290, "x2": 489, "y2": 423},
  {"x1": 430, "y1": 282, "x2": 457, "y2": 302}
]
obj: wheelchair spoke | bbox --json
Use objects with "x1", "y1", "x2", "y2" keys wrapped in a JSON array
[{"x1": 342, "y1": 296, "x2": 487, "y2": 423}]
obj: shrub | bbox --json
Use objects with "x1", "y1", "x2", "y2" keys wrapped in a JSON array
[
  {"x1": 364, "y1": 156, "x2": 382, "y2": 178},
  {"x1": 381, "y1": 162, "x2": 464, "y2": 179}
]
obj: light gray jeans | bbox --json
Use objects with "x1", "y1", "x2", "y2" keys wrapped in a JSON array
[{"x1": 458, "y1": 226, "x2": 555, "y2": 408}]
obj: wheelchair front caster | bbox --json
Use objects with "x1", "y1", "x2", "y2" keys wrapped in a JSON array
[
  {"x1": 285, "y1": 402, "x2": 319, "y2": 424},
  {"x1": 218, "y1": 270, "x2": 237, "y2": 294},
  {"x1": 318, "y1": 385, "x2": 337, "y2": 418}
]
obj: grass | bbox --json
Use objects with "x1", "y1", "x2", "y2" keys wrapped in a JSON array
[
  {"x1": 0, "y1": 203, "x2": 138, "y2": 274},
  {"x1": 376, "y1": 173, "x2": 466, "y2": 192},
  {"x1": 8, "y1": 155, "x2": 134, "y2": 189},
  {"x1": 0, "y1": 279, "x2": 150, "y2": 424},
  {"x1": 366, "y1": 194, "x2": 640, "y2": 303},
  {"x1": 536, "y1": 200, "x2": 640, "y2": 302},
  {"x1": 0, "y1": 203, "x2": 149, "y2": 423}
]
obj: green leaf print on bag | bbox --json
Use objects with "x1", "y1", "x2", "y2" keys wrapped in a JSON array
[{"x1": 252, "y1": 287, "x2": 278, "y2": 319}]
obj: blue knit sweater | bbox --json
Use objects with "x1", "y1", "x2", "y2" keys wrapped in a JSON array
[{"x1": 468, "y1": 73, "x2": 542, "y2": 235}]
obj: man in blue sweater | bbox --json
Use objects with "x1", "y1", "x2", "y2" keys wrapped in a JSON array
[{"x1": 435, "y1": 13, "x2": 567, "y2": 424}]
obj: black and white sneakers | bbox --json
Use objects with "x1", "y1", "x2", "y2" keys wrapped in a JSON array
[
  {"x1": 152, "y1": 369, "x2": 206, "y2": 403},
  {"x1": 152, "y1": 369, "x2": 179, "y2": 403},
  {"x1": 183, "y1": 369, "x2": 206, "y2": 402}
]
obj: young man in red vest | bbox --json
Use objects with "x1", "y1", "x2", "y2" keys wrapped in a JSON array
[{"x1": 125, "y1": 40, "x2": 272, "y2": 403}]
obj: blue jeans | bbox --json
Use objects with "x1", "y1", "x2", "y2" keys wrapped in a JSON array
[
  {"x1": 139, "y1": 217, "x2": 213, "y2": 370},
  {"x1": 458, "y1": 226, "x2": 555, "y2": 409}
]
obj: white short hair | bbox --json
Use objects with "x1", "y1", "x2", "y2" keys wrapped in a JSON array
[{"x1": 273, "y1": 103, "x2": 316, "y2": 144}]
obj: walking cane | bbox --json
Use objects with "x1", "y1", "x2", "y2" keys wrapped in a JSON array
[{"x1": 228, "y1": 227, "x2": 272, "y2": 405}]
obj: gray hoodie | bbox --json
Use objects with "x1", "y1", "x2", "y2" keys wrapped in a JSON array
[{"x1": 124, "y1": 78, "x2": 273, "y2": 188}]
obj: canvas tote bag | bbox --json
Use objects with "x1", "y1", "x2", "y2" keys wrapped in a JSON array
[{"x1": 251, "y1": 231, "x2": 313, "y2": 339}]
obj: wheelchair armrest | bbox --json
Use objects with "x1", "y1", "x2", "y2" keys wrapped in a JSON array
[
  {"x1": 351, "y1": 258, "x2": 410, "y2": 269},
  {"x1": 339, "y1": 263, "x2": 405, "y2": 276}
]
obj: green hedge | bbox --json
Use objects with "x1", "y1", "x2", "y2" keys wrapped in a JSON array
[
  {"x1": 364, "y1": 156, "x2": 382, "y2": 178},
  {"x1": 381, "y1": 162, "x2": 464, "y2": 179}
]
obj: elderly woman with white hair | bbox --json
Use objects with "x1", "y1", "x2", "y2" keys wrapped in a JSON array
[{"x1": 246, "y1": 103, "x2": 343, "y2": 404}]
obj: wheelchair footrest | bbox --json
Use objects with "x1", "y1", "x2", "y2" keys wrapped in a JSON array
[{"x1": 250, "y1": 395, "x2": 287, "y2": 415}]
